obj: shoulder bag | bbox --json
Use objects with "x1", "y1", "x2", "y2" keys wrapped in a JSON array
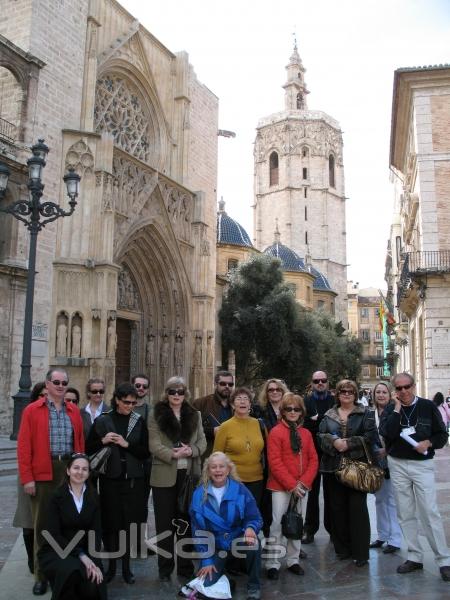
[
  {"x1": 281, "y1": 493, "x2": 304, "y2": 540},
  {"x1": 88, "y1": 414, "x2": 115, "y2": 477},
  {"x1": 335, "y1": 438, "x2": 384, "y2": 494},
  {"x1": 177, "y1": 462, "x2": 200, "y2": 517}
]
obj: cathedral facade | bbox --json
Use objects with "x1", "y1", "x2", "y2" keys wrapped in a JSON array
[
  {"x1": 0, "y1": 0, "x2": 218, "y2": 430},
  {"x1": 253, "y1": 45, "x2": 348, "y2": 324}
]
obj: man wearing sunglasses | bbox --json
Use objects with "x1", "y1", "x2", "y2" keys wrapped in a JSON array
[
  {"x1": 380, "y1": 372, "x2": 450, "y2": 582},
  {"x1": 80, "y1": 377, "x2": 109, "y2": 439},
  {"x1": 131, "y1": 373, "x2": 152, "y2": 424},
  {"x1": 17, "y1": 368, "x2": 85, "y2": 595},
  {"x1": 193, "y1": 370, "x2": 234, "y2": 458},
  {"x1": 302, "y1": 370, "x2": 335, "y2": 545}
]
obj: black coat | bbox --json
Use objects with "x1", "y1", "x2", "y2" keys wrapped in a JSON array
[{"x1": 38, "y1": 484, "x2": 106, "y2": 600}]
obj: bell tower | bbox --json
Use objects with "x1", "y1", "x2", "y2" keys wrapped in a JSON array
[{"x1": 253, "y1": 43, "x2": 348, "y2": 326}]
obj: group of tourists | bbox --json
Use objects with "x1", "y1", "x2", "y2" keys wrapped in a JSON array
[{"x1": 14, "y1": 367, "x2": 450, "y2": 600}]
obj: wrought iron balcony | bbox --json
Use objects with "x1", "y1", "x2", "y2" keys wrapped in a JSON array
[
  {"x1": 398, "y1": 250, "x2": 450, "y2": 305},
  {"x1": 0, "y1": 117, "x2": 17, "y2": 143}
]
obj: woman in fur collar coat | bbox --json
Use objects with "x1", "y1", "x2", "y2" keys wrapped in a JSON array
[{"x1": 149, "y1": 376, "x2": 206, "y2": 581}]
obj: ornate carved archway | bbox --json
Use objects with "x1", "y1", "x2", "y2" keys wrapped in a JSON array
[{"x1": 115, "y1": 223, "x2": 191, "y2": 398}]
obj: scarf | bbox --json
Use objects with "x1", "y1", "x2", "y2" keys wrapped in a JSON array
[{"x1": 286, "y1": 420, "x2": 302, "y2": 453}]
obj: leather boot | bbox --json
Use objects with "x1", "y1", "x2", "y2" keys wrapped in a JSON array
[
  {"x1": 105, "y1": 559, "x2": 116, "y2": 583},
  {"x1": 122, "y1": 555, "x2": 135, "y2": 584}
]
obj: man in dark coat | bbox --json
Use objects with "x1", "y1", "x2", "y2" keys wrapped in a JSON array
[
  {"x1": 380, "y1": 372, "x2": 450, "y2": 582},
  {"x1": 302, "y1": 370, "x2": 335, "y2": 544},
  {"x1": 192, "y1": 370, "x2": 234, "y2": 458}
]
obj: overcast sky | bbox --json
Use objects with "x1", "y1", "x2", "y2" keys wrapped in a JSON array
[{"x1": 122, "y1": 0, "x2": 450, "y2": 289}]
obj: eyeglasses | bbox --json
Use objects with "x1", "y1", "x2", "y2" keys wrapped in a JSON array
[
  {"x1": 339, "y1": 389, "x2": 354, "y2": 395},
  {"x1": 89, "y1": 390, "x2": 104, "y2": 395},
  {"x1": 312, "y1": 378, "x2": 327, "y2": 384},
  {"x1": 268, "y1": 387, "x2": 282, "y2": 393},
  {"x1": 135, "y1": 383, "x2": 149, "y2": 389},
  {"x1": 218, "y1": 382, "x2": 234, "y2": 387},
  {"x1": 167, "y1": 389, "x2": 185, "y2": 396},
  {"x1": 50, "y1": 379, "x2": 68, "y2": 386},
  {"x1": 119, "y1": 399, "x2": 137, "y2": 406},
  {"x1": 395, "y1": 384, "x2": 413, "y2": 392},
  {"x1": 283, "y1": 406, "x2": 302, "y2": 413}
]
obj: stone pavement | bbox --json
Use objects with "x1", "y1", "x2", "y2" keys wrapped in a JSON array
[{"x1": 0, "y1": 436, "x2": 449, "y2": 599}]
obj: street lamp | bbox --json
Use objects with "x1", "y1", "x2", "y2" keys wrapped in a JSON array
[{"x1": 0, "y1": 140, "x2": 81, "y2": 439}]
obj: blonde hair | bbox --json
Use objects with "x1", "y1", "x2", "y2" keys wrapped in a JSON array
[
  {"x1": 200, "y1": 452, "x2": 240, "y2": 502},
  {"x1": 280, "y1": 392, "x2": 305, "y2": 423},
  {"x1": 257, "y1": 378, "x2": 289, "y2": 408}
]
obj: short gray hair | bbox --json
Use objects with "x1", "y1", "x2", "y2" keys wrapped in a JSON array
[{"x1": 391, "y1": 372, "x2": 415, "y2": 387}]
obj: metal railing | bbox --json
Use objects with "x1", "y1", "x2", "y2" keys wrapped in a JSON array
[
  {"x1": 0, "y1": 117, "x2": 17, "y2": 142},
  {"x1": 398, "y1": 250, "x2": 450, "y2": 304}
]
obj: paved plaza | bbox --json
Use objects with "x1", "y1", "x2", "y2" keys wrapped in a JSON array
[{"x1": 0, "y1": 437, "x2": 449, "y2": 599}]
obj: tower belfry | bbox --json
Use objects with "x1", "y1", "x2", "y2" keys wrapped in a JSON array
[
  {"x1": 253, "y1": 45, "x2": 348, "y2": 326},
  {"x1": 283, "y1": 42, "x2": 309, "y2": 111}
]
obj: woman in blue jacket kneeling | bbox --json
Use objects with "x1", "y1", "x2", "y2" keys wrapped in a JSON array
[{"x1": 189, "y1": 451, "x2": 263, "y2": 600}]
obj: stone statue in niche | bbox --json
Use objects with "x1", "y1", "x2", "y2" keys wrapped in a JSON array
[
  {"x1": 174, "y1": 329, "x2": 184, "y2": 369},
  {"x1": 106, "y1": 321, "x2": 117, "y2": 358},
  {"x1": 71, "y1": 324, "x2": 82, "y2": 357},
  {"x1": 206, "y1": 333, "x2": 213, "y2": 367},
  {"x1": 56, "y1": 322, "x2": 68, "y2": 357},
  {"x1": 160, "y1": 333, "x2": 169, "y2": 368},
  {"x1": 146, "y1": 330, "x2": 155, "y2": 366},
  {"x1": 193, "y1": 334, "x2": 202, "y2": 368}
]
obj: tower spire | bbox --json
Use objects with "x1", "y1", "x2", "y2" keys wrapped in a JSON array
[{"x1": 283, "y1": 38, "x2": 309, "y2": 111}]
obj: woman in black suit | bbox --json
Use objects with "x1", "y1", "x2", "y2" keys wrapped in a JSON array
[
  {"x1": 38, "y1": 453, "x2": 106, "y2": 600},
  {"x1": 86, "y1": 382, "x2": 150, "y2": 584}
]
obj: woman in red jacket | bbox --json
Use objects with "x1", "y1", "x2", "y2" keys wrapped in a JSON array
[{"x1": 265, "y1": 392, "x2": 318, "y2": 579}]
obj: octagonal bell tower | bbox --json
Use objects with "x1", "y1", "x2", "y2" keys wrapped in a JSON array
[{"x1": 253, "y1": 43, "x2": 348, "y2": 325}]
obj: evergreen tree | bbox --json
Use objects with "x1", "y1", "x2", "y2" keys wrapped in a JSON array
[{"x1": 219, "y1": 254, "x2": 362, "y2": 390}]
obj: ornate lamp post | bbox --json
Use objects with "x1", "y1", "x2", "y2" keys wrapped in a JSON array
[{"x1": 0, "y1": 140, "x2": 81, "y2": 439}]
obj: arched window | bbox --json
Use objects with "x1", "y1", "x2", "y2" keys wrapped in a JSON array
[
  {"x1": 269, "y1": 151, "x2": 279, "y2": 186},
  {"x1": 227, "y1": 258, "x2": 238, "y2": 272},
  {"x1": 329, "y1": 154, "x2": 335, "y2": 188},
  {"x1": 302, "y1": 147, "x2": 309, "y2": 158},
  {"x1": 296, "y1": 93, "x2": 304, "y2": 109}
]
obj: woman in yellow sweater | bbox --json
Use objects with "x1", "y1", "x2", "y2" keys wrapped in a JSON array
[{"x1": 213, "y1": 387, "x2": 265, "y2": 505}]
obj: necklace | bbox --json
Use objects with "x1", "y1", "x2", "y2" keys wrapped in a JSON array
[{"x1": 236, "y1": 416, "x2": 252, "y2": 452}]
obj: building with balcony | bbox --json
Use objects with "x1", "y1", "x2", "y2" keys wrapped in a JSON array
[
  {"x1": 347, "y1": 283, "x2": 385, "y2": 388},
  {"x1": 385, "y1": 64, "x2": 450, "y2": 398}
]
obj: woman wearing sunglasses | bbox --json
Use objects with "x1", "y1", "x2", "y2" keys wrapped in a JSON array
[
  {"x1": 38, "y1": 453, "x2": 106, "y2": 599},
  {"x1": 257, "y1": 379, "x2": 289, "y2": 431},
  {"x1": 149, "y1": 376, "x2": 206, "y2": 582},
  {"x1": 265, "y1": 393, "x2": 318, "y2": 579},
  {"x1": 317, "y1": 379, "x2": 377, "y2": 567},
  {"x1": 86, "y1": 382, "x2": 149, "y2": 585}
]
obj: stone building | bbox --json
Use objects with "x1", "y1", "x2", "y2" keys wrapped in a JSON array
[
  {"x1": 347, "y1": 283, "x2": 385, "y2": 388},
  {"x1": 385, "y1": 64, "x2": 450, "y2": 398},
  {"x1": 0, "y1": 0, "x2": 218, "y2": 430},
  {"x1": 253, "y1": 44, "x2": 348, "y2": 325}
]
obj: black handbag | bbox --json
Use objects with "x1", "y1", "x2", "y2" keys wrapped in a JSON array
[
  {"x1": 281, "y1": 493, "x2": 304, "y2": 540},
  {"x1": 177, "y1": 468, "x2": 200, "y2": 517},
  {"x1": 89, "y1": 446, "x2": 112, "y2": 476}
]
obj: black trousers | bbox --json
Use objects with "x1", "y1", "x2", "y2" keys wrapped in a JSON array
[
  {"x1": 152, "y1": 470, "x2": 193, "y2": 577},
  {"x1": 324, "y1": 473, "x2": 370, "y2": 561},
  {"x1": 303, "y1": 471, "x2": 332, "y2": 536}
]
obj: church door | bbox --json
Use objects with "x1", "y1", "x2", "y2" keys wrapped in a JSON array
[{"x1": 115, "y1": 318, "x2": 132, "y2": 384}]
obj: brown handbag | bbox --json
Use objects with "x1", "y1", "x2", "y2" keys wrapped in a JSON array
[{"x1": 335, "y1": 439, "x2": 384, "y2": 493}]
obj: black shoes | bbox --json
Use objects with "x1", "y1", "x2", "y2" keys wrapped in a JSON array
[
  {"x1": 440, "y1": 566, "x2": 450, "y2": 581},
  {"x1": 302, "y1": 534, "x2": 314, "y2": 544},
  {"x1": 159, "y1": 573, "x2": 171, "y2": 582},
  {"x1": 299, "y1": 548, "x2": 308, "y2": 559},
  {"x1": 354, "y1": 560, "x2": 368, "y2": 567},
  {"x1": 337, "y1": 553, "x2": 351, "y2": 560},
  {"x1": 369, "y1": 539, "x2": 385, "y2": 548},
  {"x1": 122, "y1": 569, "x2": 135, "y2": 584},
  {"x1": 383, "y1": 544, "x2": 400, "y2": 554},
  {"x1": 288, "y1": 563, "x2": 304, "y2": 576},
  {"x1": 267, "y1": 568, "x2": 279, "y2": 580},
  {"x1": 32, "y1": 581, "x2": 47, "y2": 596},
  {"x1": 396, "y1": 560, "x2": 423, "y2": 574}
]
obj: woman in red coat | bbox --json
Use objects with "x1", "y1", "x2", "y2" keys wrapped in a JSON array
[{"x1": 265, "y1": 392, "x2": 318, "y2": 579}]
